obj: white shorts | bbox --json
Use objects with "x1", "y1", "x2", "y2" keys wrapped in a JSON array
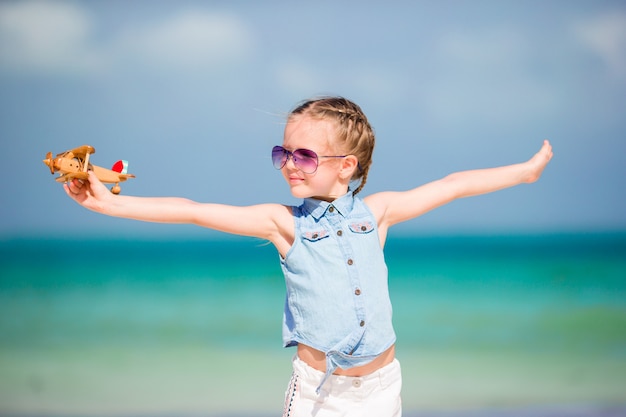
[{"x1": 282, "y1": 355, "x2": 402, "y2": 417}]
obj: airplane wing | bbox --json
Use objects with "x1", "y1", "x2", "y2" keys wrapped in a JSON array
[
  {"x1": 117, "y1": 173, "x2": 136, "y2": 181},
  {"x1": 68, "y1": 145, "x2": 96, "y2": 159},
  {"x1": 55, "y1": 172, "x2": 89, "y2": 183}
]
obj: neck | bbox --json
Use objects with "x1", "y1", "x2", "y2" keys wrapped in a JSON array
[{"x1": 312, "y1": 190, "x2": 351, "y2": 202}]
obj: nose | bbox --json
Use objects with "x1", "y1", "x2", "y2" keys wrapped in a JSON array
[{"x1": 283, "y1": 152, "x2": 297, "y2": 170}]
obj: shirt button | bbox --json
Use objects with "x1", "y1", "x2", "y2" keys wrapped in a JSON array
[
  {"x1": 354, "y1": 288, "x2": 361, "y2": 296},
  {"x1": 361, "y1": 225, "x2": 367, "y2": 231},
  {"x1": 359, "y1": 320, "x2": 365, "y2": 327},
  {"x1": 328, "y1": 206, "x2": 335, "y2": 213},
  {"x1": 352, "y1": 379, "x2": 362, "y2": 388},
  {"x1": 347, "y1": 259, "x2": 354, "y2": 266},
  {"x1": 337, "y1": 230, "x2": 343, "y2": 237}
]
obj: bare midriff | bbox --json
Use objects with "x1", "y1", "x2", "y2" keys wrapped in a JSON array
[{"x1": 297, "y1": 343, "x2": 396, "y2": 376}]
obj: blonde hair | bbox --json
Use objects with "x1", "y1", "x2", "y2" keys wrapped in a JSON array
[{"x1": 288, "y1": 97, "x2": 375, "y2": 195}]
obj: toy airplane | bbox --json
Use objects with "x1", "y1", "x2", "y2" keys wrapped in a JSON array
[{"x1": 43, "y1": 145, "x2": 135, "y2": 194}]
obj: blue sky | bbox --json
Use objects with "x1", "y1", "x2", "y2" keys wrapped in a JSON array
[{"x1": 1, "y1": 0, "x2": 625, "y2": 238}]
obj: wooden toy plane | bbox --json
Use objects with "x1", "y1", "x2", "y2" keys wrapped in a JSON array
[{"x1": 43, "y1": 145, "x2": 135, "y2": 194}]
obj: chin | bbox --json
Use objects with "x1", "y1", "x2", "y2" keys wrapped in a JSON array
[
  {"x1": 290, "y1": 189, "x2": 313, "y2": 199},
  {"x1": 288, "y1": 184, "x2": 317, "y2": 199}
]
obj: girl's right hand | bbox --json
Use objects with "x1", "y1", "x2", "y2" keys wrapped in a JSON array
[{"x1": 63, "y1": 171, "x2": 113, "y2": 213}]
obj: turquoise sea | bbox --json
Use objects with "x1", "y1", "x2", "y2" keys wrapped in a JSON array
[{"x1": 1, "y1": 233, "x2": 625, "y2": 416}]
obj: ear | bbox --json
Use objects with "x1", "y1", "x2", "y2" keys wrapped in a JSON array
[{"x1": 339, "y1": 155, "x2": 359, "y2": 180}]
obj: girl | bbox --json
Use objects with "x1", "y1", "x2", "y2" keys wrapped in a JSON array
[{"x1": 64, "y1": 97, "x2": 553, "y2": 417}]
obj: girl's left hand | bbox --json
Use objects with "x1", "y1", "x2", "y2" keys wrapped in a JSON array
[{"x1": 524, "y1": 140, "x2": 553, "y2": 183}]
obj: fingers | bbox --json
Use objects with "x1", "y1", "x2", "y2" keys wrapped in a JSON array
[
  {"x1": 538, "y1": 139, "x2": 553, "y2": 161},
  {"x1": 542, "y1": 139, "x2": 553, "y2": 160},
  {"x1": 63, "y1": 181, "x2": 82, "y2": 201},
  {"x1": 65, "y1": 178, "x2": 85, "y2": 195},
  {"x1": 86, "y1": 170, "x2": 108, "y2": 190}
]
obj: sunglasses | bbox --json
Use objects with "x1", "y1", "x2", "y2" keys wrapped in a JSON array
[{"x1": 271, "y1": 146, "x2": 347, "y2": 174}]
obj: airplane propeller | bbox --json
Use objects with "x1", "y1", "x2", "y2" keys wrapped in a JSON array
[{"x1": 43, "y1": 152, "x2": 55, "y2": 174}]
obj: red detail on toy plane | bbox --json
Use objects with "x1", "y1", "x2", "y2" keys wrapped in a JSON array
[{"x1": 111, "y1": 160, "x2": 129, "y2": 174}]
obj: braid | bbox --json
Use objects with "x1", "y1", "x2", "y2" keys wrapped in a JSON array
[{"x1": 289, "y1": 97, "x2": 375, "y2": 195}]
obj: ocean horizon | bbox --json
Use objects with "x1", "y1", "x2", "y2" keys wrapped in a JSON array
[{"x1": 1, "y1": 232, "x2": 625, "y2": 416}]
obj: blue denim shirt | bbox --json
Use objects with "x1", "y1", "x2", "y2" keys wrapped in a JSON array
[{"x1": 280, "y1": 191, "x2": 396, "y2": 391}]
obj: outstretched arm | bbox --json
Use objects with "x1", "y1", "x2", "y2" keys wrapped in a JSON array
[
  {"x1": 63, "y1": 171, "x2": 293, "y2": 245},
  {"x1": 366, "y1": 140, "x2": 553, "y2": 231}
]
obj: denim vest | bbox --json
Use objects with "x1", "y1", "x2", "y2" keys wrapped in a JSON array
[{"x1": 280, "y1": 191, "x2": 396, "y2": 392}]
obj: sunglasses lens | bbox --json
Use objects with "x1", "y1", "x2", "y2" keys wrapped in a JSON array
[
  {"x1": 271, "y1": 146, "x2": 319, "y2": 173},
  {"x1": 293, "y1": 149, "x2": 318, "y2": 173},
  {"x1": 272, "y1": 146, "x2": 287, "y2": 170}
]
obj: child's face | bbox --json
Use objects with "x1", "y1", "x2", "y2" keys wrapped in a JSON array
[{"x1": 281, "y1": 116, "x2": 349, "y2": 201}]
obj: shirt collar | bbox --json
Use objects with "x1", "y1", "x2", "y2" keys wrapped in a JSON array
[{"x1": 303, "y1": 191, "x2": 355, "y2": 221}]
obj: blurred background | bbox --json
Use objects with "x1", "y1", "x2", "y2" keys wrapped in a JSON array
[{"x1": 1, "y1": 1, "x2": 625, "y2": 416}]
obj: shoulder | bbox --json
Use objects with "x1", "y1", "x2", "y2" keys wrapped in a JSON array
[
  {"x1": 260, "y1": 203, "x2": 293, "y2": 226},
  {"x1": 362, "y1": 192, "x2": 389, "y2": 223},
  {"x1": 242, "y1": 203, "x2": 293, "y2": 222}
]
